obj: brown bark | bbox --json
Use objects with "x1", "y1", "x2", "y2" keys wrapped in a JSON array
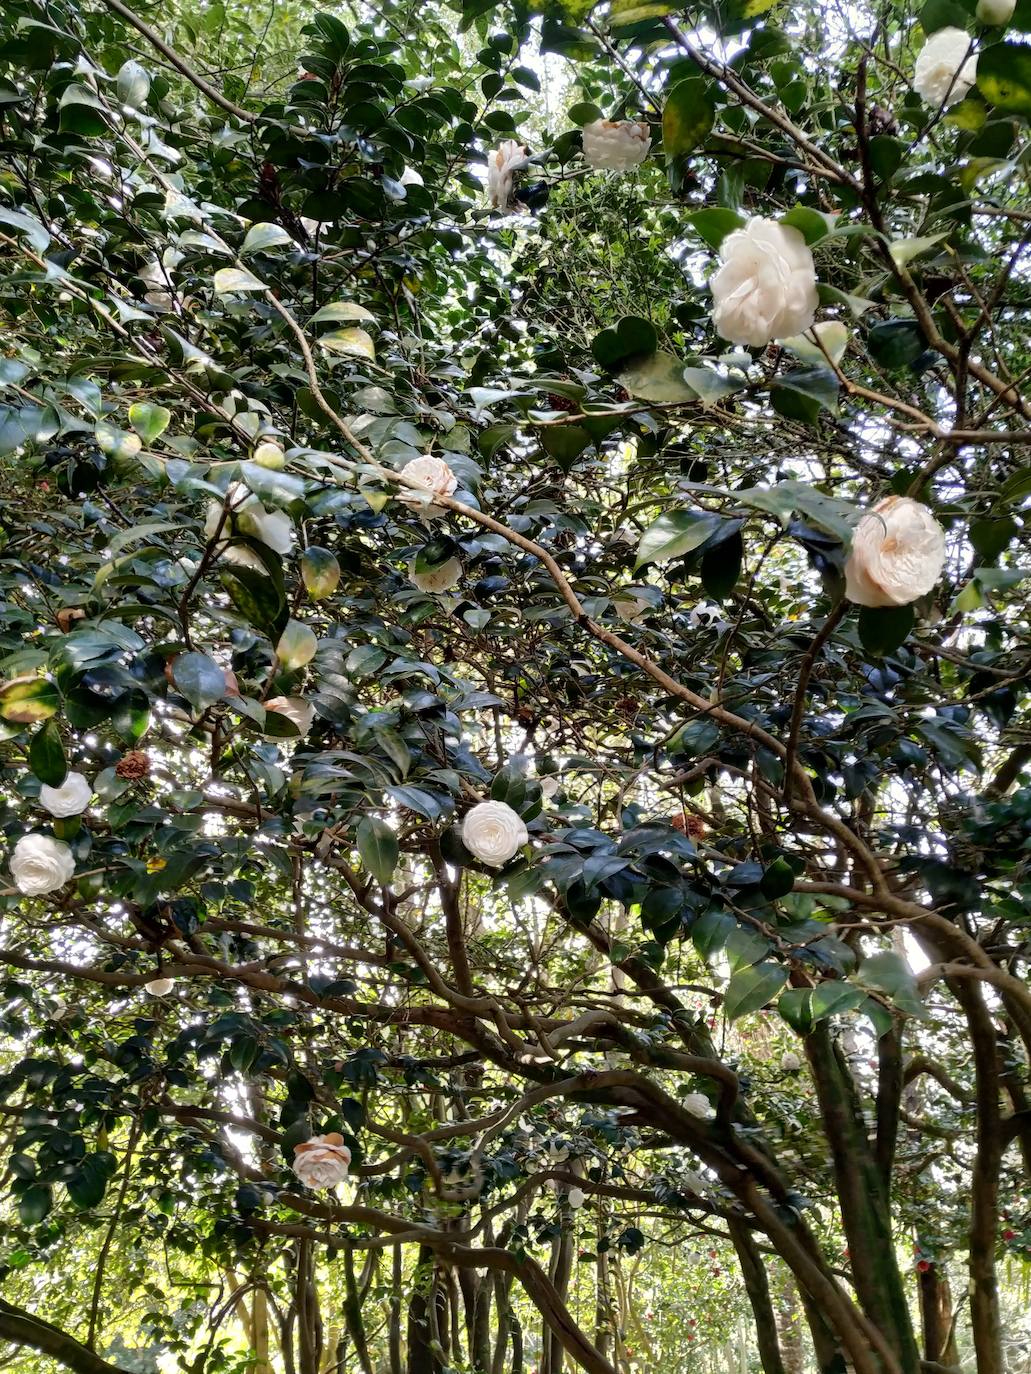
[
  {"x1": 917, "y1": 1265, "x2": 959, "y2": 1368},
  {"x1": 729, "y1": 1219, "x2": 787, "y2": 1374}
]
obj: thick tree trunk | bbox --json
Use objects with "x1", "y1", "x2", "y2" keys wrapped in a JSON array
[{"x1": 805, "y1": 1025, "x2": 921, "y2": 1374}]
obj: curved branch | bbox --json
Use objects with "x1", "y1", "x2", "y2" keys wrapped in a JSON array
[{"x1": 0, "y1": 1298, "x2": 130, "y2": 1374}]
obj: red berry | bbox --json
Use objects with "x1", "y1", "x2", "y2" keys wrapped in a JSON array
[
  {"x1": 917, "y1": 1260, "x2": 931, "y2": 1272},
  {"x1": 1003, "y1": 1229, "x2": 1016, "y2": 1241}
]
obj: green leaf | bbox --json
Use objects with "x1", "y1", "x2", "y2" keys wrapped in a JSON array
[
  {"x1": 760, "y1": 857, "x2": 795, "y2": 899},
  {"x1": 724, "y1": 962, "x2": 789, "y2": 1020},
  {"x1": 172, "y1": 652, "x2": 228, "y2": 711},
  {"x1": 810, "y1": 983, "x2": 867, "y2": 1022},
  {"x1": 888, "y1": 231, "x2": 950, "y2": 267},
  {"x1": 0, "y1": 206, "x2": 50, "y2": 253},
  {"x1": 357, "y1": 816, "x2": 399, "y2": 886},
  {"x1": 213, "y1": 267, "x2": 266, "y2": 294},
  {"x1": 241, "y1": 222, "x2": 294, "y2": 255},
  {"x1": 17, "y1": 1183, "x2": 52, "y2": 1225},
  {"x1": 541, "y1": 424, "x2": 592, "y2": 469},
  {"x1": 701, "y1": 530, "x2": 742, "y2": 599},
  {"x1": 686, "y1": 206, "x2": 745, "y2": 250},
  {"x1": 116, "y1": 59, "x2": 150, "y2": 107},
  {"x1": 301, "y1": 546, "x2": 341, "y2": 599},
  {"x1": 65, "y1": 1153, "x2": 115, "y2": 1210},
  {"x1": 681, "y1": 366, "x2": 742, "y2": 407},
  {"x1": 779, "y1": 205, "x2": 837, "y2": 246},
  {"x1": 319, "y1": 327, "x2": 376, "y2": 359},
  {"x1": 0, "y1": 677, "x2": 60, "y2": 724},
  {"x1": 609, "y1": 0, "x2": 677, "y2": 24},
  {"x1": 771, "y1": 367, "x2": 839, "y2": 425},
  {"x1": 309, "y1": 301, "x2": 377, "y2": 325},
  {"x1": 618, "y1": 351, "x2": 697, "y2": 403},
  {"x1": 636, "y1": 510, "x2": 721, "y2": 567},
  {"x1": 969, "y1": 515, "x2": 1017, "y2": 562},
  {"x1": 858, "y1": 604, "x2": 915, "y2": 656},
  {"x1": 128, "y1": 402, "x2": 171, "y2": 444},
  {"x1": 29, "y1": 719, "x2": 67, "y2": 786},
  {"x1": 568, "y1": 100, "x2": 603, "y2": 124},
  {"x1": 222, "y1": 565, "x2": 288, "y2": 639},
  {"x1": 867, "y1": 319, "x2": 927, "y2": 370},
  {"x1": 778, "y1": 988, "x2": 813, "y2": 1032},
  {"x1": 860, "y1": 950, "x2": 927, "y2": 1018},
  {"x1": 591, "y1": 315, "x2": 658, "y2": 369},
  {"x1": 977, "y1": 41, "x2": 1031, "y2": 114},
  {"x1": 58, "y1": 83, "x2": 106, "y2": 136},
  {"x1": 920, "y1": 0, "x2": 971, "y2": 29},
  {"x1": 662, "y1": 79, "x2": 715, "y2": 156}
]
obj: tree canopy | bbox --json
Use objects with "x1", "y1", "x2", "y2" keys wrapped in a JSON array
[{"x1": 1, "y1": 0, "x2": 1030, "y2": 1371}]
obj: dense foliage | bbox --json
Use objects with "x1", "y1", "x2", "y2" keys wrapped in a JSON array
[{"x1": 1, "y1": 0, "x2": 1030, "y2": 1371}]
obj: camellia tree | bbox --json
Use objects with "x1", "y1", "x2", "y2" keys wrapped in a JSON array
[{"x1": 1, "y1": 0, "x2": 1031, "y2": 1370}]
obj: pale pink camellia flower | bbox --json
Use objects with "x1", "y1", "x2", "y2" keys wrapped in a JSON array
[
  {"x1": 265, "y1": 695, "x2": 315, "y2": 737},
  {"x1": 462, "y1": 800, "x2": 528, "y2": 867},
  {"x1": 582, "y1": 119, "x2": 651, "y2": 171},
  {"x1": 844, "y1": 497, "x2": 947, "y2": 608},
  {"x1": 39, "y1": 771, "x2": 93, "y2": 818},
  {"x1": 293, "y1": 1133, "x2": 352, "y2": 1189},
  {"x1": 399, "y1": 455, "x2": 458, "y2": 518},
  {"x1": 913, "y1": 28, "x2": 978, "y2": 107},
  {"x1": 410, "y1": 556, "x2": 462, "y2": 593},
  {"x1": 487, "y1": 139, "x2": 530, "y2": 213},
  {"x1": 144, "y1": 977, "x2": 175, "y2": 997},
  {"x1": 710, "y1": 217, "x2": 819, "y2": 347}
]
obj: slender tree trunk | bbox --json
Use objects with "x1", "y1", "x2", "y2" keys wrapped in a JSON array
[
  {"x1": 343, "y1": 1243, "x2": 374, "y2": 1374},
  {"x1": 917, "y1": 1263, "x2": 959, "y2": 1368},
  {"x1": 729, "y1": 1219, "x2": 787, "y2": 1374},
  {"x1": 407, "y1": 1246, "x2": 443, "y2": 1374},
  {"x1": 774, "y1": 1269, "x2": 804, "y2": 1374},
  {"x1": 390, "y1": 1244, "x2": 404, "y2": 1374},
  {"x1": 952, "y1": 981, "x2": 1005, "y2": 1374}
]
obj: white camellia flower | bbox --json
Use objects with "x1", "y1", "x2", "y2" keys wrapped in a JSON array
[
  {"x1": 487, "y1": 140, "x2": 529, "y2": 213},
  {"x1": 266, "y1": 695, "x2": 315, "y2": 737},
  {"x1": 913, "y1": 28, "x2": 978, "y2": 107},
  {"x1": 780, "y1": 1051, "x2": 802, "y2": 1072},
  {"x1": 582, "y1": 119, "x2": 651, "y2": 171},
  {"x1": 410, "y1": 556, "x2": 462, "y2": 593},
  {"x1": 462, "y1": 800, "x2": 528, "y2": 867},
  {"x1": 976, "y1": 0, "x2": 1014, "y2": 23},
  {"x1": 38, "y1": 772, "x2": 93, "y2": 818},
  {"x1": 399, "y1": 165, "x2": 424, "y2": 187},
  {"x1": 9, "y1": 834, "x2": 76, "y2": 895},
  {"x1": 399, "y1": 456, "x2": 458, "y2": 518},
  {"x1": 293, "y1": 1134, "x2": 352, "y2": 1189},
  {"x1": 144, "y1": 977, "x2": 175, "y2": 996},
  {"x1": 538, "y1": 775, "x2": 560, "y2": 800},
  {"x1": 205, "y1": 482, "x2": 294, "y2": 571},
  {"x1": 683, "y1": 1091, "x2": 716, "y2": 1121},
  {"x1": 844, "y1": 497, "x2": 947, "y2": 608},
  {"x1": 710, "y1": 217, "x2": 819, "y2": 347},
  {"x1": 567, "y1": 1187, "x2": 586, "y2": 1209}
]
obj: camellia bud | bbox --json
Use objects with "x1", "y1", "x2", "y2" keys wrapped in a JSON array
[
  {"x1": 976, "y1": 0, "x2": 1014, "y2": 22},
  {"x1": 300, "y1": 546, "x2": 341, "y2": 600},
  {"x1": 253, "y1": 440, "x2": 286, "y2": 470},
  {"x1": 276, "y1": 618, "x2": 318, "y2": 669}
]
